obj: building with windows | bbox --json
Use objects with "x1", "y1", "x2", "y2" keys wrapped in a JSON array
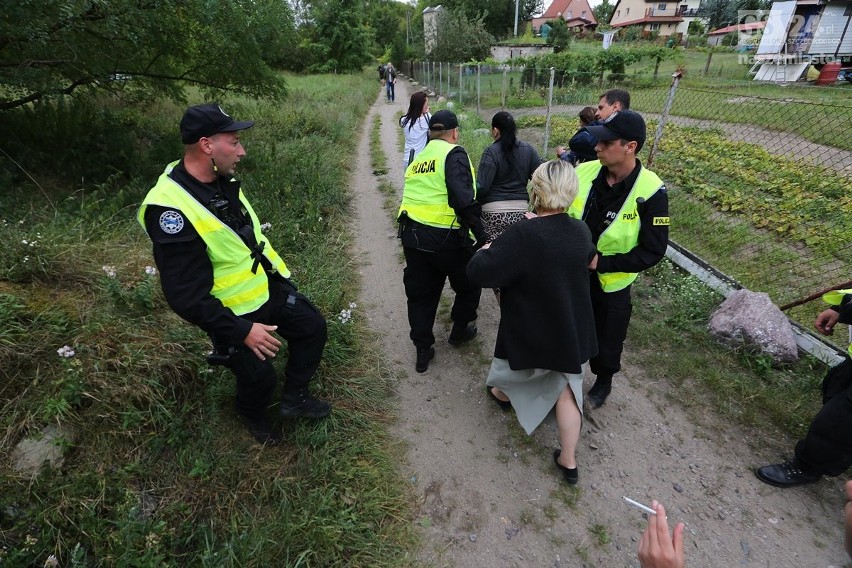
[
  {"x1": 608, "y1": 0, "x2": 684, "y2": 38},
  {"x1": 532, "y1": 0, "x2": 598, "y2": 34}
]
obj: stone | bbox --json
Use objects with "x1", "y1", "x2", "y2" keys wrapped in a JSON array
[
  {"x1": 708, "y1": 289, "x2": 799, "y2": 363},
  {"x1": 11, "y1": 423, "x2": 76, "y2": 477}
]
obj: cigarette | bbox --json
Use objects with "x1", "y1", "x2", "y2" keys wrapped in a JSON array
[{"x1": 622, "y1": 496, "x2": 657, "y2": 515}]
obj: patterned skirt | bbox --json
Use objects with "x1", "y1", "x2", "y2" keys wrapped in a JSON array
[{"x1": 482, "y1": 210, "x2": 528, "y2": 243}]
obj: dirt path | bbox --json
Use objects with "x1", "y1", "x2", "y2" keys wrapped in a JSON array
[{"x1": 350, "y1": 80, "x2": 851, "y2": 567}]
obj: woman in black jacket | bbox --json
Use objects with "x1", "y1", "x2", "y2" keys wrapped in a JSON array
[
  {"x1": 467, "y1": 160, "x2": 597, "y2": 484},
  {"x1": 476, "y1": 111, "x2": 543, "y2": 242}
]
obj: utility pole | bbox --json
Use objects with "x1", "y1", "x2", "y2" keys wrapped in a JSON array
[{"x1": 514, "y1": 0, "x2": 520, "y2": 36}]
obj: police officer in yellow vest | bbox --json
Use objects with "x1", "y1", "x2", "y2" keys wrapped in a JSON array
[
  {"x1": 568, "y1": 109, "x2": 669, "y2": 408},
  {"x1": 398, "y1": 110, "x2": 486, "y2": 373},
  {"x1": 138, "y1": 103, "x2": 330, "y2": 446},
  {"x1": 756, "y1": 289, "x2": 852, "y2": 487}
]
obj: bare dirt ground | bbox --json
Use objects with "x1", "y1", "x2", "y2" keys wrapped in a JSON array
[{"x1": 350, "y1": 79, "x2": 851, "y2": 568}]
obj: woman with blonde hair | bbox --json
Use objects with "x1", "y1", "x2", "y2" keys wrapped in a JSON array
[{"x1": 467, "y1": 160, "x2": 597, "y2": 484}]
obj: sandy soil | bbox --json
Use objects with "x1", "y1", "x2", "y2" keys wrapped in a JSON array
[{"x1": 350, "y1": 79, "x2": 851, "y2": 568}]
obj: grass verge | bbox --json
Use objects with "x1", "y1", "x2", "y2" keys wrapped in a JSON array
[{"x1": 0, "y1": 72, "x2": 417, "y2": 567}]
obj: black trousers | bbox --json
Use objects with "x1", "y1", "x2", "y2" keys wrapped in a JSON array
[
  {"x1": 588, "y1": 275, "x2": 633, "y2": 379},
  {"x1": 403, "y1": 247, "x2": 481, "y2": 349},
  {"x1": 796, "y1": 357, "x2": 852, "y2": 476},
  {"x1": 216, "y1": 278, "x2": 327, "y2": 419}
]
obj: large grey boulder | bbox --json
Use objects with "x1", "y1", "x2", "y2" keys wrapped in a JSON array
[
  {"x1": 708, "y1": 289, "x2": 799, "y2": 363},
  {"x1": 11, "y1": 423, "x2": 76, "y2": 477}
]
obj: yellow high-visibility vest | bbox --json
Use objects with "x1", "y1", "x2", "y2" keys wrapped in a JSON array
[
  {"x1": 569, "y1": 160, "x2": 666, "y2": 292},
  {"x1": 138, "y1": 161, "x2": 289, "y2": 315},
  {"x1": 398, "y1": 139, "x2": 475, "y2": 230}
]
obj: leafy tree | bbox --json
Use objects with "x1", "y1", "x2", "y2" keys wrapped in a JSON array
[
  {"x1": 593, "y1": 0, "x2": 616, "y2": 25},
  {"x1": 301, "y1": 0, "x2": 373, "y2": 72},
  {"x1": 439, "y1": 0, "x2": 516, "y2": 39},
  {"x1": 522, "y1": 0, "x2": 545, "y2": 22},
  {"x1": 546, "y1": 18, "x2": 572, "y2": 53},
  {"x1": 429, "y1": 8, "x2": 494, "y2": 61},
  {"x1": 0, "y1": 0, "x2": 292, "y2": 111},
  {"x1": 688, "y1": 19, "x2": 707, "y2": 35},
  {"x1": 703, "y1": 0, "x2": 735, "y2": 30}
]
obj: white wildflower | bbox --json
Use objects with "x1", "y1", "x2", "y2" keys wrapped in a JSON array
[
  {"x1": 337, "y1": 309, "x2": 352, "y2": 324},
  {"x1": 260, "y1": 222, "x2": 272, "y2": 231},
  {"x1": 145, "y1": 266, "x2": 157, "y2": 275},
  {"x1": 57, "y1": 345, "x2": 76, "y2": 358},
  {"x1": 23, "y1": 256, "x2": 29, "y2": 263},
  {"x1": 44, "y1": 554, "x2": 59, "y2": 568},
  {"x1": 348, "y1": 302, "x2": 357, "y2": 309},
  {"x1": 101, "y1": 265, "x2": 117, "y2": 278},
  {"x1": 21, "y1": 239, "x2": 28, "y2": 245}
]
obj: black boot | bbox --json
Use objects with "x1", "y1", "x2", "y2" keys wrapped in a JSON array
[
  {"x1": 241, "y1": 413, "x2": 283, "y2": 446},
  {"x1": 279, "y1": 388, "x2": 332, "y2": 419},
  {"x1": 448, "y1": 322, "x2": 477, "y2": 346},
  {"x1": 755, "y1": 461, "x2": 821, "y2": 488},
  {"x1": 587, "y1": 375, "x2": 613, "y2": 409},
  {"x1": 415, "y1": 346, "x2": 435, "y2": 373}
]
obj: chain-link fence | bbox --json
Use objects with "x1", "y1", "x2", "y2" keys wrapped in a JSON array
[{"x1": 405, "y1": 61, "x2": 852, "y2": 350}]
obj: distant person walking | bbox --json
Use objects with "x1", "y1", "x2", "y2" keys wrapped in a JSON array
[
  {"x1": 569, "y1": 109, "x2": 669, "y2": 409},
  {"x1": 385, "y1": 63, "x2": 397, "y2": 103},
  {"x1": 476, "y1": 111, "x2": 543, "y2": 242},
  {"x1": 377, "y1": 63, "x2": 386, "y2": 85},
  {"x1": 400, "y1": 91, "x2": 431, "y2": 167},
  {"x1": 468, "y1": 160, "x2": 597, "y2": 485}
]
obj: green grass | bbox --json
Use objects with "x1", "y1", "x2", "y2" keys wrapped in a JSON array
[
  {"x1": 0, "y1": 72, "x2": 418, "y2": 567},
  {"x1": 630, "y1": 259, "x2": 828, "y2": 439}
]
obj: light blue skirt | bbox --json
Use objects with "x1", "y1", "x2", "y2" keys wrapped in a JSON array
[{"x1": 485, "y1": 358, "x2": 585, "y2": 435}]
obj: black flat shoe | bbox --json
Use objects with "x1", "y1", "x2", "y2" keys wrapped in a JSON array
[
  {"x1": 487, "y1": 387, "x2": 512, "y2": 411},
  {"x1": 553, "y1": 449, "x2": 579, "y2": 485},
  {"x1": 755, "y1": 461, "x2": 821, "y2": 488}
]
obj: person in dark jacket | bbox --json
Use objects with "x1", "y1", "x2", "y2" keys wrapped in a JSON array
[
  {"x1": 476, "y1": 111, "x2": 543, "y2": 242},
  {"x1": 467, "y1": 160, "x2": 597, "y2": 485},
  {"x1": 556, "y1": 106, "x2": 598, "y2": 166},
  {"x1": 756, "y1": 289, "x2": 852, "y2": 487}
]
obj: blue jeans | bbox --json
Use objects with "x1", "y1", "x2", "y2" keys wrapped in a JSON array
[{"x1": 386, "y1": 80, "x2": 395, "y2": 101}]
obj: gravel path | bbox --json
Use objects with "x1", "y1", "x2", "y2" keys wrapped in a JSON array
[{"x1": 349, "y1": 79, "x2": 851, "y2": 568}]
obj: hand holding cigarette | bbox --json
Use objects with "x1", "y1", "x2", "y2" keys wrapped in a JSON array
[{"x1": 637, "y1": 501, "x2": 685, "y2": 568}]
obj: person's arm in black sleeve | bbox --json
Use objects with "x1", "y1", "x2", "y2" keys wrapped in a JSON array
[
  {"x1": 145, "y1": 205, "x2": 252, "y2": 344},
  {"x1": 445, "y1": 146, "x2": 486, "y2": 243},
  {"x1": 525, "y1": 143, "x2": 544, "y2": 178},
  {"x1": 476, "y1": 145, "x2": 498, "y2": 202},
  {"x1": 596, "y1": 185, "x2": 669, "y2": 274}
]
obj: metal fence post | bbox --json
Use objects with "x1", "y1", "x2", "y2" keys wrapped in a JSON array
[
  {"x1": 647, "y1": 71, "x2": 682, "y2": 168},
  {"x1": 447, "y1": 62, "x2": 450, "y2": 99},
  {"x1": 459, "y1": 64, "x2": 463, "y2": 106},
  {"x1": 501, "y1": 65, "x2": 508, "y2": 110},
  {"x1": 477, "y1": 63, "x2": 481, "y2": 114},
  {"x1": 543, "y1": 67, "x2": 555, "y2": 157},
  {"x1": 438, "y1": 62, "x2": 442, "y2": 97}
]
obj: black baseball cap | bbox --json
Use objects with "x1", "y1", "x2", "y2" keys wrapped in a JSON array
[
  {"x1": 428, "y1": 110, "x2": 459, "y2": 131},
  {"x1": 180, "y1": 103, "x2": 255, "y2": 144},
  {"x1": 586, "y1": 109, "x2": 646, "y2": 148}
]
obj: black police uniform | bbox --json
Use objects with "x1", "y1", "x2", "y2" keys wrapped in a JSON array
[
  {"x1": 143, "y1": 161, "x2": 327, "y2": 420},
  {"x1": 399, "y1": 145, "x2": 486, "y2": 351},
  {"x1": 581, "y1": 160, "x2": 669, "y2": 381}
]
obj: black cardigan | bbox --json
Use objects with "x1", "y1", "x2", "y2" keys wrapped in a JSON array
[{"x1": 467, "y1": 213, "x2": 598, "y2": 373}]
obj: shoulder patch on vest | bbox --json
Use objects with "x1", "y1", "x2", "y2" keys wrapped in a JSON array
[
  {"x1": 159, "y1": 210, "x2": 185, "y2": 234},
  {"x1": 653, "y1": 216, "x2": 670, "y2": 226}
]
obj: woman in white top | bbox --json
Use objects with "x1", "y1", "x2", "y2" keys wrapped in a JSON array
[{"x1": 400, "y1": 91, "x2": 431, "y2": 167}]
